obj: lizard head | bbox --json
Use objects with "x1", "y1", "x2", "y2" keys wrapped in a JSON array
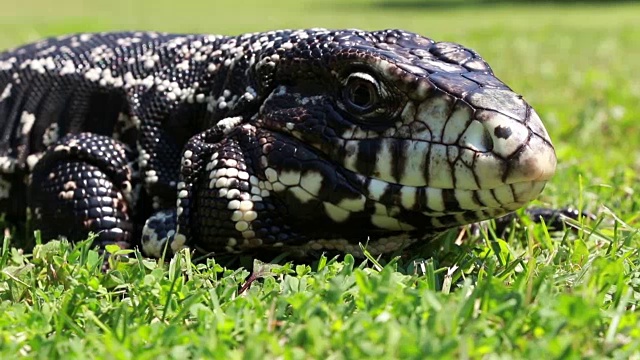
[{"x1": 250, "y1": 29, "x2": 556, "y2": 231}]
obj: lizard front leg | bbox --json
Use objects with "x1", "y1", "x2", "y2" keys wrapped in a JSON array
[{"x1": 141, "y1": 124, "x2": 229, "y2": 258}]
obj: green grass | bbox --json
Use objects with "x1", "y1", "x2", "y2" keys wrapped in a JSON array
[{"x1": 2, "y1": 0, "x2": 640, "y2": 358}]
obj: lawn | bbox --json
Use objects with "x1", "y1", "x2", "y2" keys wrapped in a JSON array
[{"x1": 1, "y1": 0, "x2": 640, "y2": 358}]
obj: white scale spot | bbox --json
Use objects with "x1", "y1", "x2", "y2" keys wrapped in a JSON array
[
  {"x1": 144, "y1": 58, "x2": 156, "y2": 69},
  {"x1": 427, "y1": 144, "x2": 454, "y2": 189},
  {"x1": 226, "y1": 168, "x2": 239, "y2": 178},
  {"x1": 264, "y1": 168, "x2": 278, "y2": 183},
  {"x1": 341, "y1": 140, "x2": 359, "y2": 171},
  {"x1": 237, "y1": 171, "x2": 249, "y2": 180},
  {"x1": 453, "y1": 160, "x2": 478, "y2": 190},
  {"x1": 371, "y1": 215, "x2": 415, "y2": 231},
  {"x1": 373, "y1": 139, "x2": 397, "y2": 183},
  {"x1": 226, "y1": 189, "x2": 240, "y2": 199},
  {"x1": 0, "y1": 83, "x2": 12, "y2": 102},
  {"x1": 238, "y1": 201, "x2": 253, "y2": 211},
  {"x1": 299, "y1": 171, "x2": 323, "y2": 196},
  {"x1": 205, "y1": 159, "x2": 218, "y2": 171},
  {"x1": 471, "y1": 153, "x2": 505, "y2": 189},
  {"x1": 207, "y1": 63, "x2": 219, "y2": 73},
  {"x1": 351, "y1": 127, "x2": 370, "y2": 140},
  {"x1": 0, "y1": 57, "x2": 16, "y2": 71},
  {"x1": 459, "y1": 120, "x2": 489, "y2": 152},
  {"x1": 26, "y1": 153, "x2": 43, "y2": 170},
  {"x1": 366, "y1": 178, "x2": 388, "y2": 201},
  {"x1": 442, "y1": 105, "x2": 474, "y2": 144},
  {"x1": 288, "y1": 186, "x2": 315, "y2": 203},
  {"x1": 323, "y1": 202, "x2": 350, "y2": 223},
  {"x1": 84, "y1": 67, "x2": 102, "y2": 82},
  {"x1": 231, "y1": 210, "x2": 243, "y2": 222},
  {"x1": 493, "y1": 185, "x2": 515, "y2": 206},
  {"x1": 454, "y1": 189, "x2": 479, "y2": 210},
  {"x1": 227, "y1": 237, "x2": 237, "y2": 247},
  {"x1": 215, "y1": 116, "x2": 243, "y2": 134},
  {"x1": 511, "y1": 181, "x2": 534, "y2": 203},
  {"x1": 416, "y1": 95, "x2": 451, "y2": 143},
  {"x1": 145, "y1": 169, "x2": 159, "y2": 184},
  {"x1": 272, "y1": 182, "x2": 286, "y2": 192},
  {"x1": 243, "y1": 210, "x2": 257, "y2": 221},
  {"x1": 243, "y1": 231, "x2": 257, "y2": 240},
  {"x1": 215, "y1": 177, "x2": 230, "y2": 189},
  {"x1": 425, "y1": 187, "x2": 445, "y2": 211},
  {"x1": 28, "y1": 59, "x2": 46, "y2": 74},
  {"x1": 398, "y1": 141, "x2": 430, "y2": 187},
  {"x1": 278, "y1": 170, "x2": 301, "y2": 186},
  {"x1": 399, "y1": 186, "x2": 417, "y2": 209},
  {"x1": 141, "y1": 76, "x2": 154, "y2": 89},
  {"x1": 475, "y1": 188, "x2": 501, "y2": 208},
  {"x1": 20, "y1": 112, "x2": 36, "y2": 135},
  {"x1": 243, "y1": 91, "x2": 255, "y2": 101},
  {"x1": 176, "y1": 60, "x2": 190, "y2": 71},
  {"x1": 59, "y1": 190, "x2": 75, "y2": 200},
  {"x1": 235, "y1": 221, "x2": 249, "y2": 232},
  {"x1": 224, "y1": 158, "x2": 238, "y2": 168},
  {"x1": 227, "y1": 200, "x2": 240, "y2": 210},
  {"x1": 214, "y1": 168, "x2": 227, "y2": 177},
  {"x1": 336, "y1": 197, "x2": 366, "y2": 212}
]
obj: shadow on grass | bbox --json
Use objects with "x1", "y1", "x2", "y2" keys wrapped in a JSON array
[{"x1": 373, "y1": 0, "x2": 639, "y2": 10}]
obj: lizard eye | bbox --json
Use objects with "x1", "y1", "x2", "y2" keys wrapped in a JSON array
[{"x1": 342, "y1": 72, "x2": 381, "y2": 114}]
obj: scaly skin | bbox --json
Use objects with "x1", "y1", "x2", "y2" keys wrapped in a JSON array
[{"x1": 0, "y1": 29, "x2": 557, "y2": 258}]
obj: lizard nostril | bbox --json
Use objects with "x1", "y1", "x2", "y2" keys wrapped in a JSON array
[
  {"x1": 477, "y1": 110, "x2": 530, "y2": 159},
  {"x1": 493, "y1": 125, "x2": 512, "y2": 140}
]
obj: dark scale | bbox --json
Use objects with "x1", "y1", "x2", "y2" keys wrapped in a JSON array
[{"x1": 0, "y1": 29, "x2": 576, "y2": 260}]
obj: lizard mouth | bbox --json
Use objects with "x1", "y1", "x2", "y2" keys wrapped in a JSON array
[
  {"x1": 343, "y1": 168, "x2": 550, "y2": 214},
  {"x1": 250, "y1": 129, "x2": 551, "y2": 233}
]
